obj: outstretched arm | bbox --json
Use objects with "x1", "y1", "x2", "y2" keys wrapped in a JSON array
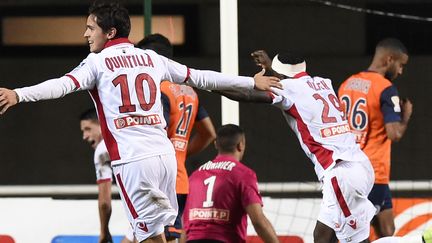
[
  {"x1": 0, "y1": 88, "x2": 18, "y2": 114},
  {"x1": 213, "y1": 89, "x2": 273, "y2": 104},
  {"x1": 0, "y1": 76, "x2": 79, "y2": 115},
  {"x1": 162, "y1": 55, "x2": 281, "y2": 91},
  {"x1": 246, "y1": 203, "x2": 279, "y2": 243},
  {"x1": 213, "y1": 69, "x2": 275, "y2": 104}
]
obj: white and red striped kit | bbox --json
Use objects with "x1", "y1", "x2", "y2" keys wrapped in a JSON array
[
  {"x1": 270, "y1": 72, "x2": 376, "y2": 242},
  {"x1": 14, "y1": 38, "x2": 256, "y2": 241}
]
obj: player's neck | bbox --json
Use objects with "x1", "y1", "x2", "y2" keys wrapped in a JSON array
[
  {"x1": 367, "y1": 64, "x2": 386, "y2": 77},
  {"x1": 217, "y1": 152, "x2": 242, "y2": 161}
]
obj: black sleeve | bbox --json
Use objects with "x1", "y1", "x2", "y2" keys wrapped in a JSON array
[{"x1": 195, "y1": 102, "x2": 209, "y2": 121}]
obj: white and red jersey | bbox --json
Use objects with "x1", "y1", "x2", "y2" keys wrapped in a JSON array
[
  {"x1": 94, "y1": 140, "x2": 112, "y2": 183},
  {"x1": 271, "y1": 72, "x2": 368, "y2": 180},
  {"x1": 15, "y1": 38, "x2": 255, "y2": 166}
]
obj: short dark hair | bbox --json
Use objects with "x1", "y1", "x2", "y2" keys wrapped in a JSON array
[
  {"x1": 89, "y1": 0, "x2": 131, "y2": 38},
  {"x1": 79, "y1": 108, "x2": 98, "y2": 122},
  {"x1": 136, "y1": 33, "x2": 173, "y2": 58},
  {"x1": 376, "y1": 38, "x2": 408, "y2": 55},
  {"x1": 215, "y1": 124, "x2": 245, "y2": 153}
]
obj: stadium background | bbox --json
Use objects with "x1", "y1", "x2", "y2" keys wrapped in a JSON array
[
  {"x1": 1, "y1": 0, "x2": 432, "y2": 242},
  {"x1": 1, "y1": 0, "x2": 430, "y2": 185}
]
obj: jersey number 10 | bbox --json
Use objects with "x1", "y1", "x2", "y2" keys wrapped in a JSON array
[{"x1": 112, "y1": 73, "x2": 157, "y2": 113}]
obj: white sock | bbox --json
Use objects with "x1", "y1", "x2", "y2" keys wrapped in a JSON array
[{"x1": 372, "y1": 235, "x2": 423, "y2": 243}]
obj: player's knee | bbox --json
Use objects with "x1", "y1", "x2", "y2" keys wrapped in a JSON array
[{"x1": 381, "y1": 224, "x2": 395, "y2": 237}]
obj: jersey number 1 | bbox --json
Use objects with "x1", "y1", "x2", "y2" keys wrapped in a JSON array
[
  {"x1": 203, "y1": 175, "x2": 216, "y2": 207},
  {"x1": 112, "y1": 73, "x2": 157, "y2": 113}
]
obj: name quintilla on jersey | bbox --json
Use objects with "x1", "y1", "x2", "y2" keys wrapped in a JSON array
[{"x1": 105, "y1": 53, "x2": 154, "y2": 72}]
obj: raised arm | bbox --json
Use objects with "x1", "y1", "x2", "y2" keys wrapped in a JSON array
[
  {"x1": 251, "y1": 50, "x2": 284, "y2": 80},
  {"x1": 246, "y1": 203, "x2": 279, "y2": 243}
]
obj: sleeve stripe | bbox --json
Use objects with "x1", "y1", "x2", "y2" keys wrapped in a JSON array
[
  {"x1": 65, "y1": 74, "x2": 81, "y2": 89},
  {"x1": 96, "y1": 178, "x2": 112, "y2": 184},
  {"x1": 183, "y1": 67, "x2": 191, "y2": 83},
  {"x1": 267, "y1": 91, "x2": 275, "y2": 99}
]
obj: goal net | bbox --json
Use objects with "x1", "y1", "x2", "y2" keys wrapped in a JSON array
[{"x1": 252, "y1": 181, "x2": 432, "y2": 243}]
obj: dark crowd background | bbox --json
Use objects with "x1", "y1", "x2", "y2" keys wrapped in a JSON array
[{"x1": 0, "y1": 0, "x2": 431, "y2": 184}]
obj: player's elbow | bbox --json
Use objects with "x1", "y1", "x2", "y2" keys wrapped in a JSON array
[
  {"x1": 207, "y1": 129, "x2": 216, "y2": 142},
  {"x1": 250, "y1": 215, "x2": 268, "y2": 232},
  {"x1": 387, "y1": 131, "x2": 403, "y2": 142}
]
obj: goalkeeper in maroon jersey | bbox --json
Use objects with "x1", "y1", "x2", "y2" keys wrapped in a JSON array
[{"x1": 183, "y1": 124, "x2": 279, "y2": 243}]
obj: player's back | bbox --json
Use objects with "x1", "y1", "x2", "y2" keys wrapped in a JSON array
[
  {"x1": 69, "y1": 40, "x2": 178, "y2": 165},
  {"x1": 339, "y1": 71, "x2": 394, "y2": 183},
  {"x1": 272, "y1": 73, "x2": 368, "y2": 180},
  {"x1": 161, "y1": 81, "x2": 200, "y2": 193},
  {"x1": 184, "y1": 155, "x2": 260, "y2": 243}
]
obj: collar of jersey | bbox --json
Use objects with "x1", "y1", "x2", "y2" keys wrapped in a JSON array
[
  {"x1": 293, "y1": 72, "x2": 308, "y2": 78},
  {"x1": 103, "y1": 38, "x2": 133, "y2": 49},
  {"x1": 213, "y1": 154, "x2": 240, "y2": 163}
]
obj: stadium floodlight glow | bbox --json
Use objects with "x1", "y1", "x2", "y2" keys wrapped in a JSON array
[{"x1": 2, "y1": 16, "x2": 184, "y2": 46}]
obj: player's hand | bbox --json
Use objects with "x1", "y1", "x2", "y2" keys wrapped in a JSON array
[
  {"x1": 251, "y1": 50, "x2": 272, "y2": 70},
  {"x1": 400, "y1": 98, "x2": 413, "y2": 122},
  {"x1": 253, "y1": 69, "x2": 281, "y2": 91},
  {"x1": 0, "y1": 88, "x2": 18, "y2": 115}
]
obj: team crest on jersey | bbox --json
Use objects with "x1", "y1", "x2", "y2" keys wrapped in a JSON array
[
  {"x1": 320, "y1": 124, "x2": 350, "y2": 138},
  {"x1": 71, "y1": 60, "x2": 87, "y2": 72},
  {"x1": 391, "y1": 96, "x2": 401, "y2": 112}
]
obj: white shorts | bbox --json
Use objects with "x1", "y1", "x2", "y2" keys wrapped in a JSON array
[
  {"x1": 318, "y1": 160, "x2": 376, "y2": 243},
  {"x1": 113, "y1": 154, "x2": 178, "y2": 242}
]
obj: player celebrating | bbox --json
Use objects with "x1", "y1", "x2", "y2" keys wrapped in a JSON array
[
  {"x1": 137, "y1": 34, "x2": 216, "y2": 242},
  {"x1": 80, "y1": 108, "x2": 135, "y2": 243},
  {"x1": 216, "y1": 50, "x2": 429, "y2": 243},
  {"x1": 339, "y1": 38, "x2": 413, "y2": 239},
  {"x1": 183, "y1": 124, "x2": 279, "y2": 243},
  {"x1": 0, "y1": 1, "x2": 281, "y2": 242}
]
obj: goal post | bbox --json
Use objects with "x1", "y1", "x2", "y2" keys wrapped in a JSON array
[{"x1": 220, "y1": 0, "x2": 240, "y2": 125}]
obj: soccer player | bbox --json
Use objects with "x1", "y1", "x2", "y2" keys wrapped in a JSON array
[
  {"x1": 137, "y1": 34, "x2": 216, "y2": 242},
  {"x1": 219, "y1": 50, "x2": 429, "y2": 243},
  {"x1": 338, "y1": 38, "x2": 413, "y2": 239},
  {"x1": 0, "y1": 1, "x2": 280, "y2": 242},
  {"x1": 183, "y1": 124, "x2": 279, "y2": 243},
  {"x1": 80, "y1": 108, "x2": 135, "y2": 243}
]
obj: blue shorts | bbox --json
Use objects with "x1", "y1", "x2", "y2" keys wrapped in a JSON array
[
  {"x1": 368, "y1": 184, "x2": 393, "y2": 212},
  {"x1": 165, "y1": 194, "x2": 187, "y2": 240}
]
